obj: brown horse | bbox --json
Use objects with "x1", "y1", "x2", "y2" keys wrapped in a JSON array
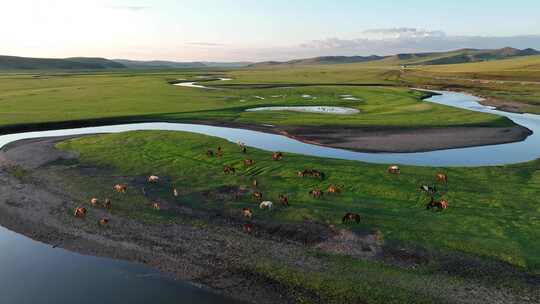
[
  {"x1": 113, "y1": 184, "x2": 128, "y2": 193},
  {"x1": 103, "y1": 198, "x2": 112, "y2": 209},
  {"x1": 217, "y1": 146, "x2": 223, "y2": 157},
  {"x1": 242, "y1": 208, "x2": 253, "y2": 219},
  {"x1": 272, "y1": 152, "x2": 283, "y2": 161},
  {"x1": 436, "y1": 173, "x2": 448, "y2": 184},
  {"x1": 252, "y1": 191, "x2": 263, "y2": 202},
  {"x1": 309, "y1": 189, "x2": 323, "y2": 198},
  {"x1": 279, "y1": 194, "x2": 289, "y2": 207},
  {"x1": 74, "y1": 207, "x2": 87, "y2": 218},
  {"x1": 244, "y1": 159, "x2": 255, "y2": 167},
  {"x1": 152, "y1": 202, "x2": 161, "y2": 210},
  {"x1": 223, "y1": 165, "x2": 236, "y2": 175},
  {"x1": 342, "y1": 213, "x2": 361, "y2": 224},
  {"x1": 327, "y1": 185, "x2": 341, "y2": 194},
  {"x1": 99, "y1": 218, "x2": 109, "y2": 226},
  {"x1": 243, "y1": 223, "x2": 253, "y2": 234},
  {"x1": 426, "y1": 197, "x2": 449, "y2": 210},
  {"x1": 298, "y1": 169, "x2": 325, "y2": 180}
]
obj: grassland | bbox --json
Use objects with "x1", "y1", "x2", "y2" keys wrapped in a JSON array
[
  {"x1": 57, "y1": 131, "x2": 540, "y2": 271},
  {"x1": 0, "y1": 70, "x2": 512, "y2": 133},
  {"x1": 50, "y1": 130, "x2": 540, "y2": 302}
]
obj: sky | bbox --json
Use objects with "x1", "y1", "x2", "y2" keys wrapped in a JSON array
[{"x1": 1, "y1": 0, "x2": 540, "y2": 61}]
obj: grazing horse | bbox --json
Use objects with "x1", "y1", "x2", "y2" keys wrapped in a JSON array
[
  {"x1": 298, "y1": 169, "x2": 325, "y2": 180},
  {"x1": 99, "y1": 218, "x2": 109, "y2": 226},
  {"x1": 309, "y1": 189, "x2": 323, "y2": 198},
  {"x1": 148, "y1": 175, "x2": 159, "y2": 183},
  {"x1": 426, "y1": 197, "x2": 449, "y2": 210},
  {"x1": 279, "y1": 194, "x2": 289, "y2": 207},
  {"x1": 342, "y1": 213, "x2": 361, "y2": 224},
  {"x1": 244, "y1": 159, "x2": 255, "y2": 167},
  {"x1": 327, "y1": 185, "x2": 341, "y2": 194},
  {"x1": 252, "y1": 191, "x2": 263, "y2": 202},
  {"x1": 223, "y1": 165, "x2": 236, "y2": 175},
  {"x1": 243, "y1": 223, "x2": 253, "y2": 234},
  {"x1": 90, "y1": 198, "x2": 99, "y2": 206},
  {"x1": 152, "y1": 202, "x2": 161, "y2": 210},
  {"x1": 74, "y1": 207, "x2": 87, "y2": 218},
  {"x1": 436, "y1": 173, "x2": 448, "y2": 184},
  {"x1": 272, "y1": 152, "x2": 283, "y2": 161},
  {"x1": 419, "y1": 184, "x2": 437, "y2": 195},
  {"x1": 113, "y1": 184, "x2": 128, "y2": 193},
  {"x1": 312, "y1": 171, "x2": 325, "y2": 180},
  {"x1": 103, "y1": 198, "x2": 112, "y2": 209},
  {"x1": 173, "y1": 188, "x2": 179, "y2": 197},
  {"x1": 388, "y1": 165, "x2": 400, "y2": 175},
  {"x1": 259, "y1": 201, "x2": 273, "y2": 209},
  {"x1": 242, "y1": 208, "x2": 253, "y2": 219},
  {"x1": 206, "y1": 150, "x2": 214, "y2": 157}
]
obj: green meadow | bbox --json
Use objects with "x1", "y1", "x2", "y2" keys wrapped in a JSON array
[
  {"x1": 0, "y1": 70, "x2": 512, "y2": 132},
  {"x1": 57, "y1": 131, "x2": 540, "y2": 271}
]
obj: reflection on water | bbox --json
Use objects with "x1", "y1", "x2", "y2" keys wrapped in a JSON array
[{"x1": 0, "y1": 226, "x2": 240, "y2": 304}]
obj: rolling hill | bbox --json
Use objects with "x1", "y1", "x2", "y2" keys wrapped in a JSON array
[
  {"x1": 385, "y1": 47, "x2": 540, "y2": 65},
  {"x1": 0, "y1": 56, "x2": 125, "y2": 70},
  {"x1": 249, "y1": 55, "x2": 386, "y2": 67},
  {"x1": 114, "y1": 59, "x2": 251, "y2": 69},
  {"x1": 249, "y1": 48, "x2": 540, "y2": 67}
]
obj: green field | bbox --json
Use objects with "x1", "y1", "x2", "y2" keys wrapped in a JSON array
[
  {"x1": 0, "y1": 70, "x2": 512, "y2": 133},
  {"x1": 55, "y1": 130, "x2": 540, "y2": 302}
]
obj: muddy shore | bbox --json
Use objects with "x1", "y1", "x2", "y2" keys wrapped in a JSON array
[
  {"x1": 1, "y1": 136, "x2": 539, "y2": 303},
  {"x1": 0, "y1": 117, "x2": 532, "y2": 154}
]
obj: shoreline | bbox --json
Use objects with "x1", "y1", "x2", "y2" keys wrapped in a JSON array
[{"x1": 0, "y1": 137, "x2": 314, "y2": 304}]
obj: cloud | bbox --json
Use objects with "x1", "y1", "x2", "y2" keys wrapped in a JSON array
[
  {"x1": 361, "y1": 28, "x2": 447, "y2": 40},
  {"x1": 299, "y1": 28, "x2": 540, "y2": 56},
  {"x1": 109, "y1": 5, "x2": 149, "y2": 11},
  {"x1": 184, "y1": 42, "x2": 225, "y2": 47}
]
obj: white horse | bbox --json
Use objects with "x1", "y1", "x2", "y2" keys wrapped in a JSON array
[
  {"x1": 148, "y1": 175, "x2": 160, "y2": 183},
  {"x1": 259, "y1": 201, "x2": 273, "y2": 210}
]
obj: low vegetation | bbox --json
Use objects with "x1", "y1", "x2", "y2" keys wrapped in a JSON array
[{"x1": 57, "y1": 130, "x2": 540, "y2": 271}]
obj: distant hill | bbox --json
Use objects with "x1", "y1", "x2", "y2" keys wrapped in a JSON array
[
  {"x1": 384, "y1": 47, "x2": 540, "y2": 66},
  {"x1": 114, "y1": 59, "x2": 251, "y2": 69},
  {"x1": 0, "y1": 56, "x2": 125, "y2": 70},
  {"x1": 249, "y1": 48, "x2": 540, "y2": 67},
  {"x1": 249, "y1": 55, "x2": 386, "y2": 67}
]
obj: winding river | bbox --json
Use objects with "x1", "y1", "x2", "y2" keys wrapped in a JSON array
[
  {"x1": 0, "y1": 87, "x2": 539, "y2": 303},
  {"x1": 1, "y1": 91, "x2": 539, "y2": 167}
]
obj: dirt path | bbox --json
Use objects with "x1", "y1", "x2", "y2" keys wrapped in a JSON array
[{"x1": 0, "y1": 137, "x2": 538, "y2": 303}]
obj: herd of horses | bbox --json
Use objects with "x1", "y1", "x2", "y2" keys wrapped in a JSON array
[{"x1": 73, "y1": 142, "x2": 449, "y2": 234}]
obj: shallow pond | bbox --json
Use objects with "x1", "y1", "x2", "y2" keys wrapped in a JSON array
[{"x1": 246, "y1": 106, "x2": 360, "y2": 115}]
